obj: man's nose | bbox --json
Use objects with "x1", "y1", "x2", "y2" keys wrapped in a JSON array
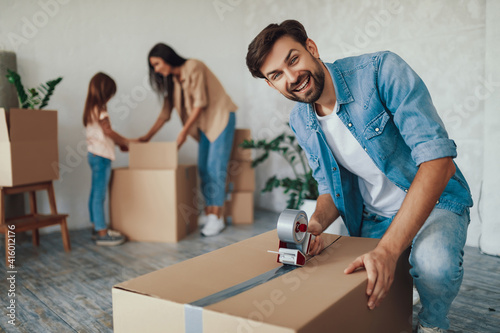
[{"x1": 284, "y1": 69, "x2": 299, "y2": 84}]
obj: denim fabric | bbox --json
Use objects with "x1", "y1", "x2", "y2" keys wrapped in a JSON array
[
  {"x1": 198, "y1": 112, "x2": 235, "y2": 207},
  {"x1": 360, "y1": 209, "x2": 394, "y2": 238},
  {"x1": 360, "y1": 207, "x2": 469, "y2": 329},
  {"x1": 289, "y1": 51, "x2": 473, "y2": 237},
  {"x1": 87, "y1": 152, "x2": 112, "y2": 231}
]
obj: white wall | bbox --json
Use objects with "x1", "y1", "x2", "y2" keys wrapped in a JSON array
[
  {"x1": 0, "y1": 0, "x2": 247, "y2": 231},
  {"x1": 1, "y1": 0, "x2": 498, "y2": 252}
]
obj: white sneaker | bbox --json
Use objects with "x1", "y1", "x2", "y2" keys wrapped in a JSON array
[
  {"x1": 201, "y1": 214, "x2": 225, "y2": 237},
  {"x1": 198, "y1": 214, "x2": 208, "y2": 226},
  {"x1": 413, "y1": 285, "x2": 420, "y2": 305},
  {"x1": 417, "y1": 323, "x2": 445, "y2": 333}
]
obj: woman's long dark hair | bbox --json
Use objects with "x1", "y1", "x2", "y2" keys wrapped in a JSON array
[
  {"x1": 83, "y1": 72, "x2": 116, "y2": 126},
  {"x1": 148, "y1": 43, "x2": 187, "y2": 106}
]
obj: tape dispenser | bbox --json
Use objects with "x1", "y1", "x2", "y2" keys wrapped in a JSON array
[{"x1": 269, "y1": 209, "x2": 315, "y2": 266}]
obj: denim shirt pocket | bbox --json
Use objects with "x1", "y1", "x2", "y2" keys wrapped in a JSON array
[{"x1": 363, "y1": 111, "x2": 397, "y2": 160}]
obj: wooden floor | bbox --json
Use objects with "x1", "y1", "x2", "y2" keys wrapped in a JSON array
[{"x1": 0, "y1": 209, "x2": 499, "y2": 333}]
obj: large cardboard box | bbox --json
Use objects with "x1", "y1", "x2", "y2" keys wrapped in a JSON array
[
  {"x1": 0, "y1": 108, "x2": 59, "y2": 186},
  {"x1": 231, "y1": 128, "x2": 252, "y2": 162},
  {"x1": 113, "y1": 231, "x2": 412, "y2": 332},
  {"x1": 110, "y1": 165, "x2": 198, "y2": 243},
  {"x1": 129, "y1": 142, "x2": 177, "y2": 169},
  {"x1": 225, "y1": 192, "x2": 254, "y2": 225},
  {"x1": 227, "y1": 160, "x2": 255, "y2": 192}
]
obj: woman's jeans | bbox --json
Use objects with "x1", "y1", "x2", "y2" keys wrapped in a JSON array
[
  {"x1": 361, "y1": 207, "x2": 470, "y2": 330},
  {"x1": 87, "y1": 152, "x2": 112, "y2": 231},
  {"x1": 198, "y1": 112, "x2": 236, "y2": 207}
]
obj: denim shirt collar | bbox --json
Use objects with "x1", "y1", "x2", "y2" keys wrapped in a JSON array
[{"x1": 305, "y1": 62, "x2": 354, "y2": 129}]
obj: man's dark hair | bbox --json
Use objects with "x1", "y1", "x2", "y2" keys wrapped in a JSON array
[{"x1": 246, "y1": 20, "x2": 308, "y2": 79}]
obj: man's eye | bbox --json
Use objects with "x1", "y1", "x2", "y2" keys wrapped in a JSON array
[
  {"x1": 290, "y1": 56, "x2": 298, "y2": 64},
  {"x1": 273, "y1": 73, "x2": 281, "y2": 80}
]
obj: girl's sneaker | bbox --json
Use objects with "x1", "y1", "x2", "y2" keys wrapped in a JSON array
[
  {"x1": 201, "y1": 214, "x2": 225, "y2": 237},
  {"x1": 94, "y1": 229, "x2": 126, "y2": 246}
]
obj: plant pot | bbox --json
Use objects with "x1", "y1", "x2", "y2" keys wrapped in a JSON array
[{"x1": 299, "y1": 198, "x2": 349, "y2": 235}]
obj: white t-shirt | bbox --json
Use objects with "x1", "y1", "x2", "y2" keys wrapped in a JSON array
[
  {"x1": 316, "y1": 103, "x2": 406, "y2": 217},
  {"x1": 86, "y1": 110, "x2": 115, "y2": 161}
]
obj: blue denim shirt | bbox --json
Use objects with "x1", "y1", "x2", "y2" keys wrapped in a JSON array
[{"x1": 289, "y1": 51, "x2": 473, "y2": 237}]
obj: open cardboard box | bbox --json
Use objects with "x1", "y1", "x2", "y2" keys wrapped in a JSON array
[
  {"x1": 0, "y1": 108, "x2": 59, "y2": 187},
  {"x1": 113, "y1": 231, "x2": 412, "y2": 332}
]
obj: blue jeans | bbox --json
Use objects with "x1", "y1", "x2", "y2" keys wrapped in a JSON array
[
  {"x1": 198, "y1": 112, "x2": 235, "y2": 207},
  {"x1": 87, "y1": 153, "x2": 112, "y2": 231},
  {"x1": 361, "y1": 207, "x2": 470, "y2": 329}
]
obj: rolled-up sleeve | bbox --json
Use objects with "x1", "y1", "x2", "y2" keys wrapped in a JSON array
[
  {"x1": 189, "y1": 67, "x2": 209, "y2": 109},
  {"x1": 377, "y1": 51, "x2": 457, "y2": 165}
]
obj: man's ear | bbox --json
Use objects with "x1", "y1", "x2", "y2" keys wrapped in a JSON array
[{"x1": 305, "y1": 38, "x2": 320, "y2": 59}]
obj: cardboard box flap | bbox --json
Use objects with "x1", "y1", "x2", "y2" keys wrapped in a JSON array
[
  {"x1": 115, "y1": 231, "x2": 283, "y2": 303},
  {"x1": 9, "y1": 108, "x2": 57, "y2": 142},
  {"x1": 115, "y1": 232, "x2": 342, "y2": 305},
  {"x1": 207, "y1": 236, "x2": 411, "y2": 333},
  {"x1": 129, "y1": 142, "x2": 177, "y2": 169},
  {"x1": 0, "y1": 108, "x2": 9, "y2": 142}
]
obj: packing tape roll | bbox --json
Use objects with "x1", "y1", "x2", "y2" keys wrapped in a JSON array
[{"x1": 277, "y1": 209, "x2": 308, "y2": 244}]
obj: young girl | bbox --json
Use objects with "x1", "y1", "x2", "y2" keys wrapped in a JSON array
[{"x1": 83, "y1": 72, "x2": 129, "y2": 246}]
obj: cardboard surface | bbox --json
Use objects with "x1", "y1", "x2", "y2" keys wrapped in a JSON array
[
  {"x1": 113, "y1": 231, "x2": 412, "y2": 332},
  {"x1": 129, "y1": 142, "x2": 178, "y2": 169},
  {"x1": 225, "y1": 192, "x2": 254, "y2": 224},
  {"x1": 227, "y1": 160, "x2": 255, "y2": 192},
  {"x1": 0, "y1": 108, "x2": 59, "y2": 186},
  {"x1": 109, "y1": 165, "x2": 198, "y2": 242},
  {"x1": 231, "y1": 128, "x2": 252, "y2": 161}
]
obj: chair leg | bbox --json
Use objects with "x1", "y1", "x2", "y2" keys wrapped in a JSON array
[
  {"x1": 60, "y1": 218, "x2": 71, "y2": 252},
  {"x1": 32, "y1": 229, "x2": 40, "y2": 247}
]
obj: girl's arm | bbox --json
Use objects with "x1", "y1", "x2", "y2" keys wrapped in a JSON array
[
  {"x1": 100, "y1": 117, "x2": 130, "y2": 149},
  {"x1": 177, "y1": 106, "x2": 203, "y2": 148}
]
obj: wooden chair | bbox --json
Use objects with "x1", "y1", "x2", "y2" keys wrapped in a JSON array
[{"x1": 0, "y1": 181, "x2": 71, "y2": 267}]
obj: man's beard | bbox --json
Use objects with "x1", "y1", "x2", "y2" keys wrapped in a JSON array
[{"x1": 284, "y1": 60, "x2": 325, "y2": 104}]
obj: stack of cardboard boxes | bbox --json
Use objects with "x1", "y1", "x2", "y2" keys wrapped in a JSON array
[
  {"x1": 224, "y1": 129, "x2": 255, "y2": 225},
  {"x1": 110, "y1": 142, "x2": 198, "y2": 242}
]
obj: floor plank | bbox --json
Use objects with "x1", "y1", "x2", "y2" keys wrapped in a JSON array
[{"x1": 0, "y1": 209, "x2": 499, "y2": 332}]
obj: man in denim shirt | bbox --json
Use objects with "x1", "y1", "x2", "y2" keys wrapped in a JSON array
[{"x1": 246, "y1": 20, "x2": 472, "y2": 333}]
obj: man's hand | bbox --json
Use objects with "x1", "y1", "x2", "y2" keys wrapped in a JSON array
[
  {"x1": 344, "y1": 245, "x2": 399, "y2": 310},
  {"x1": 307, "y1": 218, "x2": 324, "y2": 255}
]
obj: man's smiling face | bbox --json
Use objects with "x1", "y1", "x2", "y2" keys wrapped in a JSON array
[{"x1": 260, "y1": 36, "x2": 325, "y2": 104}]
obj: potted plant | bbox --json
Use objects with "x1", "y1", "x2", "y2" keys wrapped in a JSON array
[
  {"x1": 240, "y1": 125, "x2": 318, "y2": 210},
  {"x1": 6, "y1": 69, "x2": 62, "y2": 109}
]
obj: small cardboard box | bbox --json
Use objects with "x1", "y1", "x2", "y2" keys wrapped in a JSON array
[
  {"x1": 231, "y1": 128, "x2": 252, "y2": 161},
  {"x1": 129, "y1": 142, "x2": 177, "y2": 169},
  {"x1": 227, "y1": 160, "x2": 255, "y2": 192},
  {"x1": 225, "y1": 192, "x2": 254, "y2": 224},
  {"x1": 110, "y1": 165, "x2": 198, "y2": 243},
  {"x1": 0, "y1": 108, "x2": 59, "y2": 187},
  {"x1": 112, "y1": 231, "x2": 412, "y2": 332}
]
